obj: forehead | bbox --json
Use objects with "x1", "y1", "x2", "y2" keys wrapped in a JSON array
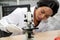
[{"x1": 37, "y1": 6, "x2": 53, "y2": 15}]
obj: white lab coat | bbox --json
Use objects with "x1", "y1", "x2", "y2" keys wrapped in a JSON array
[
  {"x1": 0, "y1": 6, "x2": 35, "y2": 35},
  {"x1": 0, "y1": 6, "x2": 60, "y2": 35}
]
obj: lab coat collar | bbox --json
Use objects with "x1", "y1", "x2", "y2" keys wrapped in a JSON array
[{"x1": 31, "y1": 6, "x2": 36, "y2": 14}]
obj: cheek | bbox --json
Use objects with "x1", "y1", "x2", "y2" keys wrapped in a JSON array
[
  {"x1": 42, "y1": 16, "x2": 49, "y2": 20},
  {"x1": 36, "y1": 12, "x2": 42, "y2": 18},
  {"x1": 35, "y1": 11, "x2": 40, "y2": 18},
  {"x1": 36, "y1": 14, "x2": 43, "y2": 21}
]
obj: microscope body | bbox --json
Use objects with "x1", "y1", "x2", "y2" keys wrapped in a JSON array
[{"x1": 23, "y1": 5, "x2": 38, "y2": 40}]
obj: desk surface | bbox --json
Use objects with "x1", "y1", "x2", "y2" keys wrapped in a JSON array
[{"x1": 0, "y1": 30, "x2": 60, "y2": 40}]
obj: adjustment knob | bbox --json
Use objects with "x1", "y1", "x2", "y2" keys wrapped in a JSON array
[{"x1": 24, "y1": 19, "x2": 28, "y2": 22}]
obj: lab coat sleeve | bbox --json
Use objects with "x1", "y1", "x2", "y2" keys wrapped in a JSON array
[
  {"x1": 0, "y1": 8, "x2": 24, "y2": 35},
  {"x1": 0, "y1": 23, "x2": 23, "y2": 36},
  {"x1": 35, "y1": 17, "x2": 60, "y2": 32},
  {"x1": 47, "y1": 17, "x2": 60, "y2": 31}
]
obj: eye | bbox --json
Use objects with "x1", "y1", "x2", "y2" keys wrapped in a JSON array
[
  {"x1": 46, "y1": 16, "x2": 49, "y2": 18},
  {"x1": 41, "y1": 9, "x2": 45, "y2": 14},
  {"x1": 45, "y1": 15, "x2": 50, "y2": 18}
]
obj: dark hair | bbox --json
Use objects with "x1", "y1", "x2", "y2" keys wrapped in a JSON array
[{"x1": 36, "y1": 0, "x2": 59, "y2": 16}]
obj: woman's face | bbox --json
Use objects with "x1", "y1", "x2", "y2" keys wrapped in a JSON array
[{"x1": 35, "y1": 6, "x2": 53, "y2": 21}]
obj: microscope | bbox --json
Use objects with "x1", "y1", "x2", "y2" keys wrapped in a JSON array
[{"x1": 22, "y1": 4, "x2": 38, "y2": 40}]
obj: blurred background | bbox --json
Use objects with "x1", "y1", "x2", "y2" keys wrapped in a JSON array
[
  {"x1": 0, "y1": 0, "x2": 60, "y2": 19},
  {"x1": 0, "y1": 0, "x2": 39, "y2": 19}
]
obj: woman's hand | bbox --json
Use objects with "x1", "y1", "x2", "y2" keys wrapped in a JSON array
[{"x1": 6, "y1": 24, "x2": 23, "y2": 35}]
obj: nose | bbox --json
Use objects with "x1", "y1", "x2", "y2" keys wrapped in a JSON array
[
  {"x1": 41, "y1": 14, "x2": 48, "y2": 20},
  {"x1": 41, "y1": 14, "x2": 45, "y2": 19}
]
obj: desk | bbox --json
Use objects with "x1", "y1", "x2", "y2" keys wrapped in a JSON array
[{"x1": 0, "y1": 30, "x2": 60, "y2": 40}]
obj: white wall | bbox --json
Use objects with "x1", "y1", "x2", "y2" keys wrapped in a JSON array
[
  {"x1": 19, "y1": 1, "x2": 38, "y2": 6},
  {"x1": 0, "y1": 0, "x2": 38, "y2": 6},
  {"x1": 0, "y1": 1, "x2": 17, "y2": 5}
]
